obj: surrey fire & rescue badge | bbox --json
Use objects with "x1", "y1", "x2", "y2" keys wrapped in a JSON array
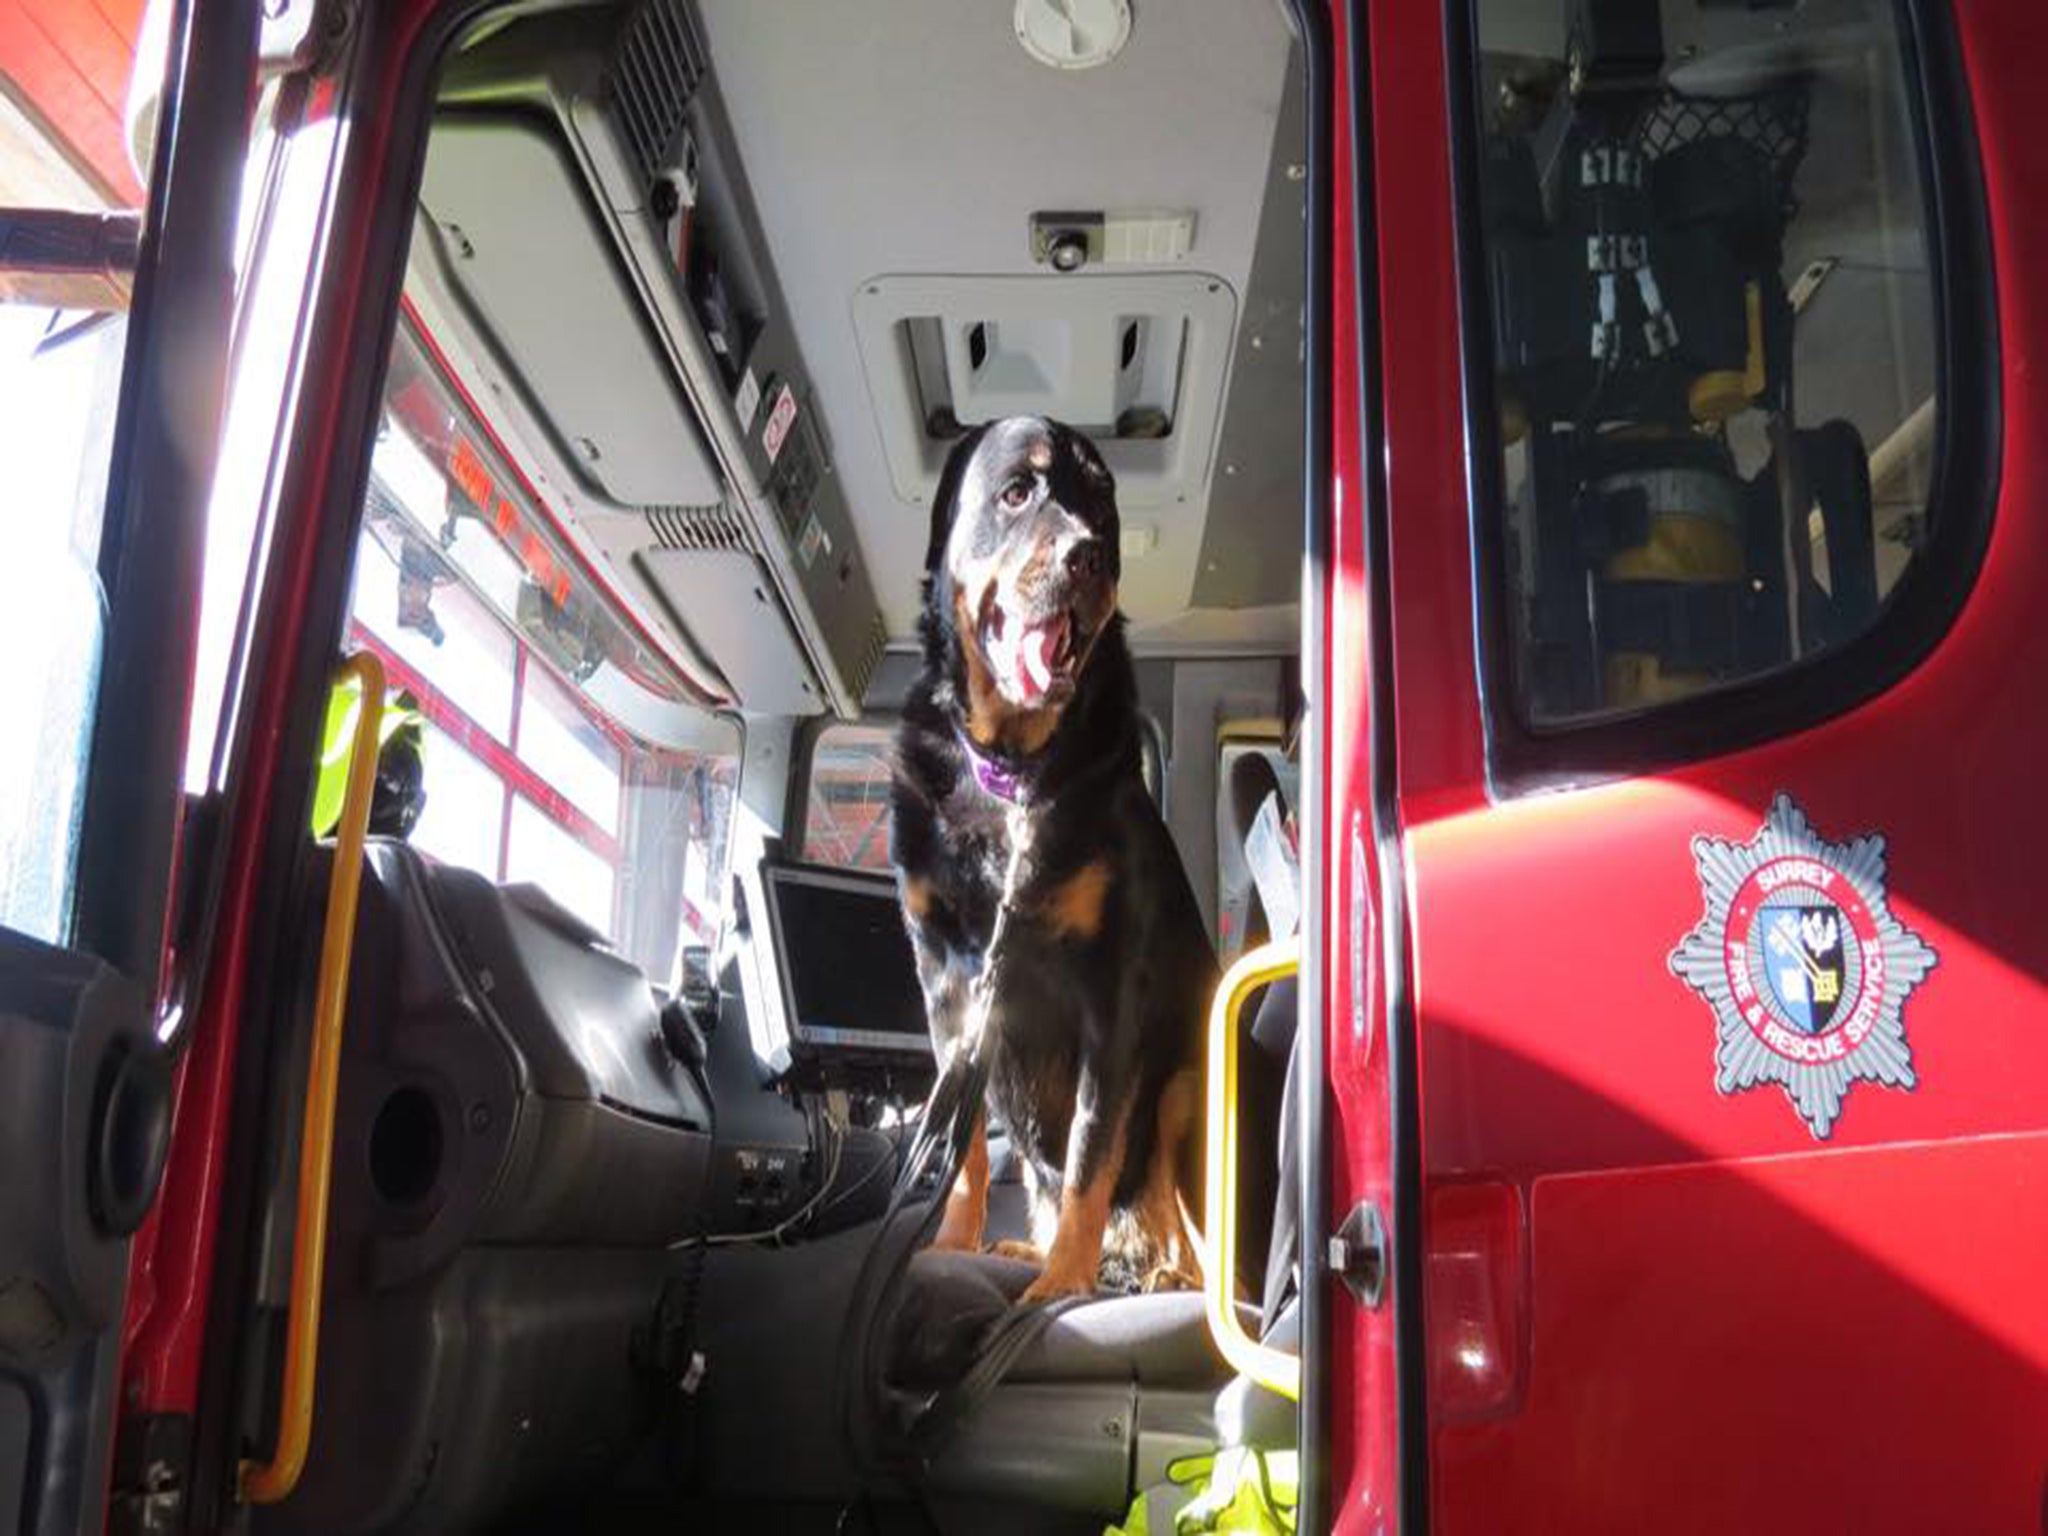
[{"x1": 1669, "y1": 793, "x2": 1936, "y2": 1139}]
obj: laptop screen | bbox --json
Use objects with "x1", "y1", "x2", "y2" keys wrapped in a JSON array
[{"x1": 763, "y1": 863, "x2": 930, "y2": 1056}]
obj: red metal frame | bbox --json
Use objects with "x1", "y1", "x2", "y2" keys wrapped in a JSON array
[
  {"x1": 120, "y1": 0, "x2": 447, "y2": 1418},
  {"x1": 1323, "y1": 0, "x2": 1404, "y2": 1523},
  {"x1": 119, "y1": 8, "x2": 743, "y2": 1427}
]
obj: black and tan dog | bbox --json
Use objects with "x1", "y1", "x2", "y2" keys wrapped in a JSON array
[{"x1": 890, "y1": 416, "x2": 1218, "y2": 1302}]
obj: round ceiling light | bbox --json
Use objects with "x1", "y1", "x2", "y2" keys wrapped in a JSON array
[{"x1": 1014, "y1": 0, "x2": 1132, "y2": 72}]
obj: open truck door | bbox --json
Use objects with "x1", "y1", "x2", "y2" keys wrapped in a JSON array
[
  {"x1": 1355, "y1": 0, "x2": 2045, "y2": 1530},
  {"x1": 0, "y1": 2, "x2": 263, "y2": 1528}
]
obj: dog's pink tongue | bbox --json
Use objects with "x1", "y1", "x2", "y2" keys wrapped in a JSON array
[{"x1": 1018, "y1": 623, "x2": 1060, "y2": 701}]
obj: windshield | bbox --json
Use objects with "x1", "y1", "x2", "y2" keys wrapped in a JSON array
[{"x1": 347, "y1": 312, "x2": 740, "y2": 985}]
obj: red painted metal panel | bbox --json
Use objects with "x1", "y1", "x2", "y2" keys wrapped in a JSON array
[
  {"x1": 1364, "y1": 0, "x2": 1486, "y2": 823},
  {"x1": 1357, "y1": 0, "x2": 2048, "y2": 1525},
  {"x1": 118, "y1": 1, "x2": 443, "y2": 1416},
  {"x1": 1435, "y1": 1136, "x2": 2048, "y2": 1534}
]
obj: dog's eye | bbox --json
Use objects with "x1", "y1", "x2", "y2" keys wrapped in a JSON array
[{"x1": 999, "y1": 476, "x2": 1033, "y2": 510}]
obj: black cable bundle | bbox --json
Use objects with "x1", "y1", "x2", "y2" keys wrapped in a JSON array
[{"x1": 832, "y1": 1042, "x2": 990, "y2": 1481}]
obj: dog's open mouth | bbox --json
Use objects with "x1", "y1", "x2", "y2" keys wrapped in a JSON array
[{"x1": 983, "y1": 598, "x2": 1082, "y2": 706}]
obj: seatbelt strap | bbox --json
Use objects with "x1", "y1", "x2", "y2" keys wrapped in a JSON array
[
  {"x1": 903, "y1": 1292, "x2": 1083, "y2": 1462},
  {"x1": 837, "y1": 806, "x2": 1035, "y2": 1479}
]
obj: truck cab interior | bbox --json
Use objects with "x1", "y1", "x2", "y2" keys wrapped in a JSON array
[
  {"x1": 1, "y1": 0, "x2": 1954, "y2": 1528},
  {"x1": 230, "y1": 2, "x2": 1313, "y2": 1531}
]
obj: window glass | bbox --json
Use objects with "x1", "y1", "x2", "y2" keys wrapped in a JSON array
[
  {"x1": 506, "y1": 796, "x2": 615, "y2": 936},
  {"x1": 804, "y1": 724, "x2": 896, "y2": 871},
  {"x1": 617, "y1": 746, "x2": 738, "y2": 977},
  {"x1": 342, "y1": 311, "x2": 742, "y2": 989},
  {"x1": 408, "y1": 724, "x2": 504, "y2": 877},
  {"x1": 351, "y1": 523, "x2": 518, "y2": 742},
  {"x1": 0, "y1": 58, "x2": 179, "y2": 943},
  {"x1": 1468, "y1": 0, "x2": 1937, "y2": 723},
  {"x1": 519, "y1": 664, "x2": 623, "y2": 837},
  {"x1": 185, "y1": 85, "x2": 342, "y2": 790},
  {"x1": 0, "y1": 305, "x2": 126, "y2": 942}
]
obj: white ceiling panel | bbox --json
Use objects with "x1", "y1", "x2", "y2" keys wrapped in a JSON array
[{"x1": 693, "y1": 0, "x2": 1296, "y2": 641}]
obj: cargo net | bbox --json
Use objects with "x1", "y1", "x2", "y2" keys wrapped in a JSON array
[{"x1": 1632, "y1": 85, "x2": 1813, "y2": 222}]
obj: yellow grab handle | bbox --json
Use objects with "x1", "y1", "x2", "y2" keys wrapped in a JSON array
[
  {"x1": 240, "y1": 652, "x2": 386, "y2": 1505},
  {"x1": 1204, "y1": 934, "x2": 1302, "y2": 1401}
]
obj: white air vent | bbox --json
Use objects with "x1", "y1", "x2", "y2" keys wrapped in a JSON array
[
  {"x1": 646, "y1": 502, "x2": 747, "y2": 551},
  {"x1": 905, "y1": 312, "x2": 1185, "y2": 436},
  {"x1": 855, "y1": 272, "x2": 1236, "y2": 621},
  {"x1": 851, "y1": 276, "x2": 1228, "y2": 512},
  {"x1": 853, "y1": 272, "x2": 1237, "y2": 514}
]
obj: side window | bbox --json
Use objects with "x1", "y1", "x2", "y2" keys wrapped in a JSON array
[
  {"x1": 1467, "y1": 0, "x2": 1945, "y2": 727},
  {"x1": 0, "y1": 298, "x2": 128, "y2": 943},
  {"x1": 0, "y1": 56, "x2": 171, "y2": 944},
  {"x1": 803, "y1": 723, "x2": 896, "y2": 871},
  {"x1": 347, "y1": 315, "x2": 739, "y2": 985},
  {"x1": 0, "y1": 58, "x2": 346, "y2": 951}
]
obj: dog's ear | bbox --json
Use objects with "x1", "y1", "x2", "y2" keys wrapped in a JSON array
[{"x1": 923, "y1": 424, "x2": 990, "y2": 577}]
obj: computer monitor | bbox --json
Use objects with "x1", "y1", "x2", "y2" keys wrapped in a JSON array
[{"x1": 757, "y1": 860, "x2": 933, "y2": 1078}]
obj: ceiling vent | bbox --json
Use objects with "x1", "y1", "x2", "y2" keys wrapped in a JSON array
[
  {"x1": 853, "y1": 272, "x2": 1237, "y2": 513},
  {"x1": 854, "y1": 273, "x2": 1237, "y2": 621},
  {"x1": 606, "y1": 0, "x2": 706, "y2": 187},
  {"x1": 646, "y1": 501, "x2": 747, "y2": 551}
]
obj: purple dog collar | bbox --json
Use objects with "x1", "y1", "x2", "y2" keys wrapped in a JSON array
[{"x1": 961, "y1": 736, "x2": 1025, "y2": 803}]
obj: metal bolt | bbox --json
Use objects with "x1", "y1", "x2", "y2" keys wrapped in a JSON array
[{"x1": 1285, "y1": 162, "x2": 1306, "y2": 181}]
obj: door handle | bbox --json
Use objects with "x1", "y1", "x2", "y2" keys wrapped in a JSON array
[{"x1": 1203, "y1": 935, "x2": 1302, "y2": 1401}]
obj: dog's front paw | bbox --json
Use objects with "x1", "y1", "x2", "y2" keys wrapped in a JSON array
[
  {"x1": 1018, "y1": 1258, "x2": 1098, "y2": 1304},
  {"x1": 987, "y1": 1238, "x2": 1046, "y2": 1265}
]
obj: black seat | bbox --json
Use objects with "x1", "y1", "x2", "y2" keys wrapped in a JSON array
[
  {"x1": 879, "y1": 1022, "x2": 1304, "y2": 1515},
  {"x1": 887, "y1": 1251, "x2": 1236, "y2": 1394},
  {"x1": 877, "y1": 1249, "x2": 1246, "y2": 1514}
]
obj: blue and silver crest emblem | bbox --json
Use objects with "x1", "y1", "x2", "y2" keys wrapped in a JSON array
[{"x1": 1669, "y1": 793, "x2": 1937, "y2": 1139}]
